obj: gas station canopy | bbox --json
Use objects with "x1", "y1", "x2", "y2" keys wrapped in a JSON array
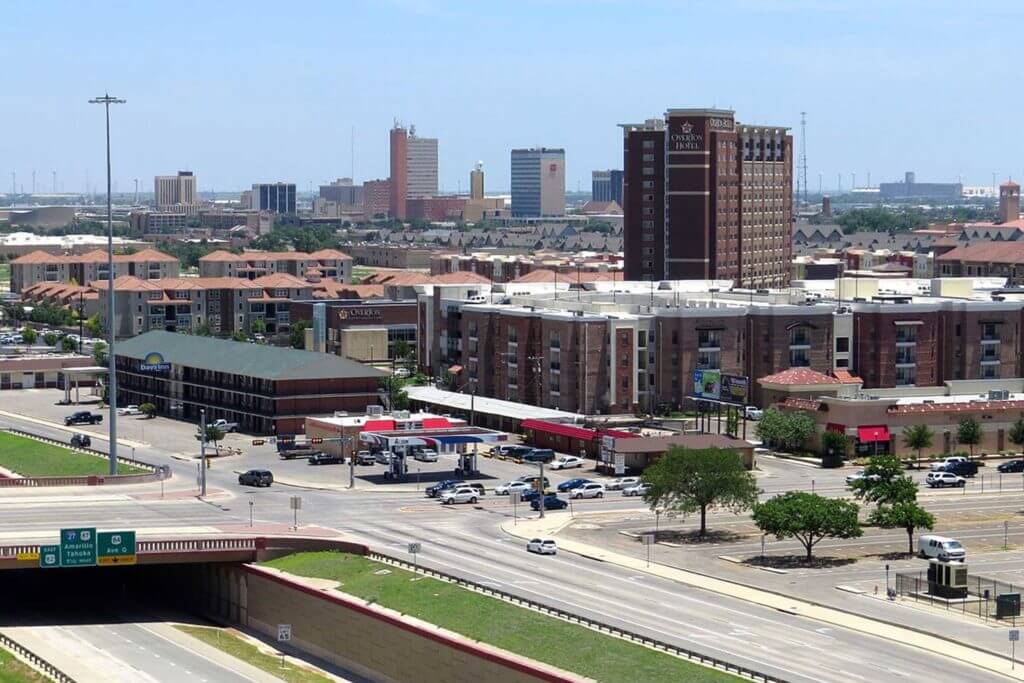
[{"x1": 360, "y1": 426, "x2": 508, "y2": 450}]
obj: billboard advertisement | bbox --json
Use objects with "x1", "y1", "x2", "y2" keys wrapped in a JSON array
[
  {"x1": 692, "y1": 369, "x2": 721, "y2": 400},
  {"x1": 720, "y1": 374, "x2": 750, "y2": 405}
]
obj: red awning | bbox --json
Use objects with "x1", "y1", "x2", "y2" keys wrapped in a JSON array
[
  {"x1": 362, "y1": 419, "x2": 396, "y2": 432},
  {"x1": 857, "y1": 425, "x2": 891, "y2": 443},
  {"x1": 826, "y1": 422, "x2": 846, "y2": 434},
  {"x1": 421, "y1": 417, "x2": 451, "y2": 429},
  {"x1": 521, "y1": 419, "x2": 598, "y2": 442}
]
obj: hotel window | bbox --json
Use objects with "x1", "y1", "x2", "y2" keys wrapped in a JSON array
[
  {"x1": 644, "y1": 260, "x2": 655, "y2": 270},
  {"x1": 643, "y1": 166, "x2": 655, "y2": 176},
  {"x1": 789, "y1": 348, "x2": 810, "y2": 367},
  {"x1": 895, "y1": 366, "x2": 916, "y2": 386},
  {"x1": 982, "y1": 364, "x2": 998, "y2": 379},
  {"x1": 643, "y1": 153, "x2": 655, "y2": 162},
  {"x1": 643, "y1": 140, "x2": 655, "y2": 149},
  {"x1": 643, "y1": 194, "x2": 655, "y2": 202},
  {"x1": 643, "y1": 180, "x2": 655, "y2": 189}
]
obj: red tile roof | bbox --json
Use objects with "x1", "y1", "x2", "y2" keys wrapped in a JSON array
[
  {"x1": 759, "y1": 367, "x2": 842, "y2": 386},
  {"x1": 780, "y1": 397, "x2": 824, "y2": 411},
  {"x1": 832, "y1": 369, "x2": 862, "y2": 384},
  {"x1": 889, "y1": 400, "x2": 1024, "y2": 415},
  {"x1": 937, "y1": 241, "x2": 1024, "y2": 263}
]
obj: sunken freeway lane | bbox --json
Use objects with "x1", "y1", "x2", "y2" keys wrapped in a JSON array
[{"x1": 0, "y1": 412, "x2": 1011, "y2": 683}]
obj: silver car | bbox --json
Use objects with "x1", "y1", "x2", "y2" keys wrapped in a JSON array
[{"x1": 605, "y1": 476, "x2": 641, "y2": 491}]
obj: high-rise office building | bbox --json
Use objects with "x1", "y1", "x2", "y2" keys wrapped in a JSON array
[
  {"x1": 319, "y1": 178, "x2": 363, "y2": 205},
  {"x1": 591, "y1": 169, "x2": 623, "y2": 205},
  {"x1": 389, "y1": 124, "x2": 408, "y2": 219},
  {"x1": 154, "y1": 171, "x2": 198, "y2": 213},
  {"x1": 389, "y1": 123, "x2": 439, "y2": 219},
  {"x1": 250, "y1": 182, "x2": 296, "y2": 214},
  {"x1": 510, "y1": 148, "x2": 565, "y2": 217},
  {"x1": 470, "y1": 162, "x2": 484, "y2": 200},
  {"x1": 621, "y1": 108, "x2": 791, "y2": 287}
]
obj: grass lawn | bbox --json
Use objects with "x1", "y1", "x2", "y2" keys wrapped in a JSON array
[
  {"x1": 263, "y1": 552, "x2": 740, "y2": 683},
  {"x1": 175, "y1": 625, "x2": 332, "y2": 683},
  {"x1": 0, "y1": 432, "x2": 146, "y2": 477},
  {"x1": 0, "y1": 646, "x2": 47, "y2": 683}
]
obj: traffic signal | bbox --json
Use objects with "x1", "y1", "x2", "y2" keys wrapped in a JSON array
[
  {"x1": 251, "y1": 439, "x2": 265, "y2": 446},
  {"x1": 278, "y1": 436, "x2": 295, "y2": 444},
  {"x1": 309, "y1": 437, "x2": 324, "y2": 444}
]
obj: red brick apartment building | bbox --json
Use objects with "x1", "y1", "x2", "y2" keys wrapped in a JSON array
[
  {"x1": 418, "y1": 284, "x2": 1024, "y2": 415},
  {"x1": 621, "y1": 109, "x2": 791, "y2": 288}
]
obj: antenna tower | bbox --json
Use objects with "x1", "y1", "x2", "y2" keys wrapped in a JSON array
[{"x1": 798, "y1": 111, "x2": 808, "y2": 204}]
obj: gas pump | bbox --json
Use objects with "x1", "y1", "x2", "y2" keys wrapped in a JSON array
[
  {"x1": 457, "y1": 444, "x2": 479, "y2": 476},
  {"x1": 389, "y1": 446, "x2": 408, "y2": 480}
]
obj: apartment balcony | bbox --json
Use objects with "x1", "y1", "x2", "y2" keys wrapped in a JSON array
[{"x1": 981, "y1": 337, "x2": 1001, "y2": 344}]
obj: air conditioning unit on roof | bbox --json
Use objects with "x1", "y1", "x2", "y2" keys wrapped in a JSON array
[{"x1": 366, "y1": 405, "x2": 384, "y2": 416}]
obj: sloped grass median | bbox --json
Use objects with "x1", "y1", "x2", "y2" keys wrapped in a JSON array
[
  {"x1": 263, "y1": 551, "x2": 741, "y2": 683},
  {"x1": 175, "y1": 625, "x2": 332, "y2": 683},
  {"x1": 0, "y1": 646, "x2": 47, "y2": 683},
  {"x1": 0, "y1": 432, "x2": 146, "y2": 477}
]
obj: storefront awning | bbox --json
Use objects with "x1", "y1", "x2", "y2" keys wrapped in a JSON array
[{"x1": 857, "y1": 425, "x2": 891, "y2": 443}]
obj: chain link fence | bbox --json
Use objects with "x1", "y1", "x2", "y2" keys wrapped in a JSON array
[{"x1": 896, "y1": 570, "x2": 1022, "y2": 624}]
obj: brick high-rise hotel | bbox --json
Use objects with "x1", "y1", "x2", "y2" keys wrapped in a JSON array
[{"x1": 621, "y1": 109, "x2": 792, "y2": 287}]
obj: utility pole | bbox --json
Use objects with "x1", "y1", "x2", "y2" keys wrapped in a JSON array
[
  {"x1": 52, "y1": 170, "x2": 57, "y2": 194},
  {"x1": 89, "y1": 93, "x2": 126, "y2": 475},
  {"x1": 537, "y1": 461, "x2": 546, "y2": 519},
  {"x1": 799, "y1": 111, "x2": 808, "y2": 204},
  {"x1": 199, "y1": 409, "x2": 207, "y2": 496}
]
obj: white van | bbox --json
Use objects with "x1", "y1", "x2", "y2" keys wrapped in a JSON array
[{"x1": 918, "y1": 535, "x2": 966, "y2": 562}]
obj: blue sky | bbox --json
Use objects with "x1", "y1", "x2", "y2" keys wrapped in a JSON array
[{"x1": 3, "y1": 1, "x2": 1023, "y2": 195}]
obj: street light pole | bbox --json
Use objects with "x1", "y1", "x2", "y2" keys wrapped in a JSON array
[
  {"x1": 89, "y1": 93, "x2": 125, "y2": 476},
  {"x1": 200, "y1": 409, "x2": 207, "y2": 497}
]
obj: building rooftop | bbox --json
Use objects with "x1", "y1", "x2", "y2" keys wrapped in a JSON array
[
  {"x1": 405, "y1": 385, "x2": 582, "y2": 422},
  {"x1": 759, "y1": 368, "x2": 842, "y2": 386},
  {"x1": 116, "y1": 330, "x2": 388, "y2": 381}
]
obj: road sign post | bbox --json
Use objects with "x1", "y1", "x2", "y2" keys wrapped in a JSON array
[
  {"x1": 510, "y1": 490, "x2": 521, "y2": 525},
  {"x1": 1011, "y1": 629, "x2": 1020, "y2": 669},
  {"x1": 408, "y1": 542, "x2": 421, "y2": 572},
  {"x1": 39, "y1": 545, "x2": 60, "y2": 568},
  {"x1": 289, "y1": 496, "x2": 302, "y2": 530},
  {"x1": 97, "y1": 531, "x2": 136, "y2": 566},
  {"x1": 277, "y1": 624, "x2": 291, "y2": 669},
  {"x1": 59, "y1": 527, "x2": 97, "y2": 567},
  {"x1": 643, "y1": 533, "x2": 654, "y2": 567}
]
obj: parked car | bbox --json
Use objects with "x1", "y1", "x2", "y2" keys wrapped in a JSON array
[
  {"x1": 998, "y1": 459, "x2": 1024, "y2": 473},
  {"x1": 69, "y1": 433, "x2": 91, "y2": 448},
  {"x1": 210, "y1": 419, "x2": 238, "y2": 433},
  {"x1": 426, "y1": 479, "x2": 465, "y2": 498},
  {"x1": 413, "y1": 449, "x2": 439, "y2": 463},
  {"x1": 556, "y1": 477, "x2": 591, "y2": 493},
  {"x1": 530, "y1": 494, "x2": 568, "y2": 511},
  {"x1": 918, "y1": 534, "x2": 966, "y2": 562},
  {"x1": 605, "y1": 476, "x2": 641, "y2": 491},
  {"x1": 938, "y1": 460, "x2": 978, "y2": 477},
  {"x1": 309, "y1": 452, "x2": 343, "y2": 465},
  {"x1": 522, "y1": 448, "x2": 556, "y2": 464},
  {"x1": 355, "y1": 450, "x2": 377, "y2": 465},
  {"x1": 925, "y1": 471, "x2": 966, "y2": 488},
  {"x1": 117, "y1": 405, "x2": 141, "y2": 416},
  {"x1": 238, "y1": 469, "x2": 273, "y2": 487},
  {"x1": 65, "y1": 411, "x2": 102, "y2": 426},
  {"x1": 570, "y1": 482, "x2": 605, "y2": 499},
  {"x1": 526, "y1": 538, "x2": 557, "y2": 555},
  {"x1": 622, "y1": 482, "x2": 651, "y2": 497},
  {"x1": 393, "y1": 367, "x2": 410, "y2": 378},
  {"x1": 845, "y1": 470, "x2": 882, "y2": 486},
  {"x1": 930, "y1": 456, "x2": 969, "y2": 472},
  {"x1": 375, "y1": 450, "x2": 395, "y2": 465},
  {"x1": 495, "y1": 480, "x2": 531, "y2": 496},
  {"x1": 550, "y1": 455, "x2": 585, "y2": 470},
  {"x1": 440, "y1": 486, "x2": 480, "y2": 505},
  {"x1": 743, "y1": 406, "x2": 763, "y2": 420},
  {"x1": 520, "y1": 488, "x2": 547, "y2": 503}
]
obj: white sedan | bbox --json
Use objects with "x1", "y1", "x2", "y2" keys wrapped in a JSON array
[
  {"x1": 622, "y1": 482, "x2": 651, "y2": 497},
  {"x1": 117, "y1": 405, "x2": 141, "y2": 416},
  {"x1": 526, "y1": 538, "x2": 557, "y2": 555},
  {"x1": 495, "y1": 481, "x2": 531, "y2": 496},
  {"x1": 550, "y1": 455, "x2": 585, "y2": 470}
]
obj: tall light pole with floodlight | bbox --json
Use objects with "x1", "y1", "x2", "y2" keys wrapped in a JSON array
[{"x1": 89, "y1": 93, "x2": 125, "y2": 475}]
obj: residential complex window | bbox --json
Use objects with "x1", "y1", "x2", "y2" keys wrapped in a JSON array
[
  {"x1": 789, "y1": 348, "x2": 810, "y2": 367},
  {"x1": 895, "y1": 366, "x2": 916, "y2": 386},
  {"x1": 835, "y1": 337, "x2": 849, "y2": 353}
]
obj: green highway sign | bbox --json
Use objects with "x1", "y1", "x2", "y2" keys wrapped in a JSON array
[
  {"x1": 97, "y1": 531, "x2": 137, "y2": 566},
  {"x1": 39, "y1": 545, "x2": 60, "y2": 568},
  {"x1": 59, "y1": 527, "x2": 97, "y2": 567}
]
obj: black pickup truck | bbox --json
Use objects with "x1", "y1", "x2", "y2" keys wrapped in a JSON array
[
  {"x1": 64, "y1": 411, "x2": 102, "y2": 426},
  {"x1": 939, "y1": 460, "x2": 979, "y2": 477}
]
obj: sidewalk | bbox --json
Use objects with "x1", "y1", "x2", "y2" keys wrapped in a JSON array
[{"x1": 503, "y1": 512, "x2": 1024, "y2": 681}]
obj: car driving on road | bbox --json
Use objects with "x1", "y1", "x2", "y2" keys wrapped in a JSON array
[
  {"x1": 439, "y1": 486, "x2": 480, "y2": 505},
  {"x1": 925, "y1": 471, "x2": 966, "y2": 488},
  {"x1": 426, "y1": 479, "x2": 465, "y2": 498},
  {"x1": 117, "y1": 405, "x2": 141, "y2": 416},
  {"x1": 845, "y1": 470, "x2": 882, "y2": 486},
  {"x1": 526, "y1": 538, "x2": 557, "y2": 555},
  {"x1": 570, "y1": 482, "x2": 605, "y2": 499},
  {"x1": 308, "y1": 452, "x2": 342, "y2": 465},
  {"x1": 622, "y1": 482, "x2": 651, "y2": 497},
  {"x1": 495, "y1": 480, "x2": 531, "y2": 496},
  {"x1": 65, "y1": 411, "x2": 102, "y2": 426},
  {"x1": 239, "y1": 469, "x2": 273, "y2": 487},
  {"x1": 355, "y1": 450, "x2": 376, "y2": 465},
  {"x1": 999, "y1": 459, "x2": 1024, "y2": 473},
  {"x1": 530, "y1": 494, "x2": 568, "y2": 511},
  {"x1": 930, "y1": 456, "x2": 969, "y2": 472},
  {"x1": 556, "y1": 477, "x2": 591, "y2": 493},
  {"x1": 605, "y1": 476, "x2": 641, "y2": 491}
]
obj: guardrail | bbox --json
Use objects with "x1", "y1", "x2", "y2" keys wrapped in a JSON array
[
  {"x1": 0, "y1": 537, "x2": 264, "y2": 560},
  {"x1": 367, "y1": 551, "x2": 786, "y2": 683},
  {"x1": 0, "y1": 429, "x2": 170, "y2": 487},
  {"x1": 0, "y1": 631, "x2": 76, "y2": 682}
]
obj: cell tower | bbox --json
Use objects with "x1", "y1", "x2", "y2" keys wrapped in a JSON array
[{"x1": 798, "y1": 111, "x2": 808, "y2": 204}]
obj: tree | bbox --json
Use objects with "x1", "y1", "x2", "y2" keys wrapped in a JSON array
[
  {"x1": 288, "y1": 320, "x2": 310, "y2": 350},
  {"x1": 394, "y1": 339, "x2": 412, "y2": 363},
  {"x1": 869, "y1": 501, "x2": 935, "y2": 554},
  {"x1": 380, "y1": 376, "x2": 409, "y2": 410},
  {"x1": 753, "y1": 491, "x2": 862, "y2": 562},
  {"x1": 641, "y1": 447, "x2": 760, "y2": 538},
  {"x1": 956, "y1": 417, "x2": 982, "y2": 459},
  {"x1": 821, "y1": 430, "x2": 850, "y2": 459},
  {"x1": 755, "y1": 409, "x2": 815, "y2": 451},
  {"x1": 1009, "y1": 419, "x2": 1024, "y2": 455},
  {"x1": 231, "y1": 330, "x2": 248, "y2": 342},
  {"x1": 902, "y1": 424, "x2": 934, "y2": 469},
  {"x1": 92, "y1": 340, "x2": 108, "y2": 366},
  {"x1": 43, "y1": 332, "x2": 58, "y2": 347},
  {"x1": 138, "y1": 402, "x2": 156, "y2": 419},
  {"x1": 849, "y1": 454, "x2": 917, "y2": 505},
  {"x1": 60, "y1": 336, "x2": 78, "y2": 352},
  {"x1": 193, "y1": 322, "x2": 213, "y2": 337},
  {"x1": 20, "y1": 327, "x2": 37, "y2": 345},
  {"x1": 85, "y1": 313, "x2": 102, "y2": 338},
  {"x1": 197, "y1": 424, "x2": 226, "y2": 454},
  {"x1": 250, "y1": 318, "x2": 267, "y2": 336},
  {"x1": 725, "y1": 408, "x2": 739, "y2": 438}
]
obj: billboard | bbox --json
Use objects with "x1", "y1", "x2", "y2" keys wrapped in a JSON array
[
  {"x1": 692, "y1": 369, "x2": 721, "y2": 400},
  {"x1": 720, "y1": 374, "x2": 750, "y2": 405}
]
